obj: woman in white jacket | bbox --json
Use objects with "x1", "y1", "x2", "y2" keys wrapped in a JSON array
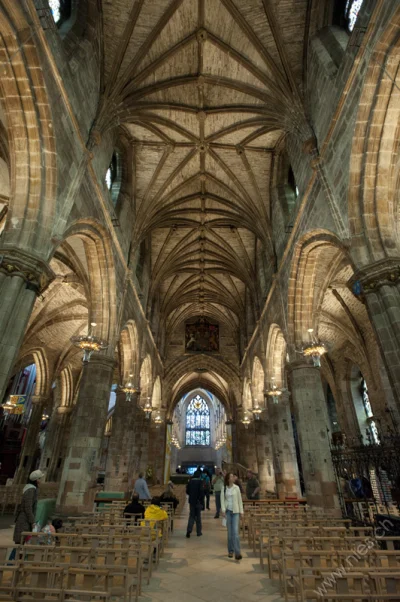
[{"x1": 221, "y1": 472, "x2": 244, "y2": 560}]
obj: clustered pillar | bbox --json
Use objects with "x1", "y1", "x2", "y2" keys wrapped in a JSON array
[
  {"x1": 357, "y1": 261, "x2": 400, "y2": 414},
  {"x1": 41, "y1": 406, "x2": 72, "y2": 482},
  {"x1": 104, "y1": 391, "x2": 140, "y2": 493},
  {"x1": 289, "y1": 360, "x2": 340, "y2": 511},
  {"x1": 14, "y1": 396, "x2": 48, "y2": 484},
  {"x1": 268, "y1": 391, "x2": 301, "y2": 499},
  {"x1": 57, "y1": 354, "x2": 115, "y2": 514},
  {"x1": 0, "y1": 253, "x2": 53, "y2": 403}
]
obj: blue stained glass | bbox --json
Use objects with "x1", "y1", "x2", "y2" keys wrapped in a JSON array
[{"x1": 185, "y1": 395, "x2": 210, "y2": 446}]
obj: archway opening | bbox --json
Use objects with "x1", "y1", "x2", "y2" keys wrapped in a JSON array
[{"x1": 170, "y1": 388, "x2": 229, "y2": 476}]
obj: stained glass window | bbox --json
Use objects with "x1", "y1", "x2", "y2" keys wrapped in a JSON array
[
  {"x1": 185, "y1": 395, "x2": 210, "y2": 446},
  {"x1": 345, "y1": 0, "x2": 364, "y2": 32},
  {"x1": 49, "y1": 0, "x2": 61, "y2": 24},
  {"x1": 361, "y1": 378, "x2": 379, "y2": 444}
]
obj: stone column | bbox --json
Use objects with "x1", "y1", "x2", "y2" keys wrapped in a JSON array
[
  {"x1": 104, "y1": 391, "x2": 140, "y2": 493},
  {"x1": 353, "y1": 260, "x2": 400, "y2": 415},
  {"x1": 253, "y1": 417, "x2": 276, "y2": 495},
  {"x1": 57, "y1": 354, "x2": 115, "y2": 514},
  {"x1": 288, "y1": 360, "x2": 340, "y2": 511},
  {"x1": 14, "y1": 395, "x2": 48, "y2": 483},
  {"x1": 40, "y1": 406, "x2": 72, "y2": 482},
  {"x1": 0, "y1": 251, "x2": 53, "y2": 402},
  {"x1": 268, "y1": 391, "x2": 301, "y2": 499},
  {"x1": 127, "y1": 407, "x2": 150, "y2": 480},
  {"x1": 147, "y1": 422, "x2": 166, "y2": 485}
]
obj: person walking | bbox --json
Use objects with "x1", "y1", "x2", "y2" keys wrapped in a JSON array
[
  {"x1": 212, "y1": 467, "x2": 224, "y2": 518},
  {"x1": 246, "y1": 469, "x2": 260, "y2": 500},
  {"x1": 134, "y1": 472, "x2": 151, "y2": 500},
  {"x1": 221, "y1": 472, "x2": 244, "y2": 560},
  {"x1": 186, "y1": 470, "x2": 205, "y2": 538},
  {"x1": 13, "y1": 470, "x2": 44, "y2": 546},
  {"x1": 201, "y1": 470, "x2": 211, "y2": 510}
]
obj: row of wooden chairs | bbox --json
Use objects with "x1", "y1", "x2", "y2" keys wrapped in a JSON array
[
  {"x1": 1, "y1": 493, "x2": 177, "y2": 601},
  {"x1": 241, "y1": 501, "x2": 400, "y2": 602}
]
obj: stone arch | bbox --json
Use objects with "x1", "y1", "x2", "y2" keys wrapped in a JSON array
[
  {"x1": 242, "y1": 377, "x2": 252, "y2": 412},
  {"x1": 287, "y1": 230, "x2": 352, "y2": 349},
  {"x1": 151, "y1": 375, "x2": 162, "y2": 410},
  {"x1": 60, "y1": 365, "x2": 74, "y2": 408},
  {"x1": 17, "y1": 347, "x2": 50, "y2": 398},
  {"x1": 348, "y1": 6, "x2": 400, "y2": 266},
  {"x1": 251, "y1": 356, "x2": 265, "y2": 407},
  {"x1": 0, "y1": 3, "x2": 57, "y2": 256},
  {"x1": 119, "y1": 320, "x2": 139, "y2": 382},
  {"x1": 164, "y1": 354, "x2": 240, "y2": 396},
  {"x1": 266, "y1": 324, "x2": 287, "y2": 388},
  {"x1": 57, "y1": 220, "x2": 117, "y2": 344},
  {"x1": 169, "y1": 377, "x2": 232, "y2": 419},
  {"x1": 139, "y1": 354, "x2": 152, "y2": 400}
]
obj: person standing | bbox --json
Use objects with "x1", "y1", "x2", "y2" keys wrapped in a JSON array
[
  {"x1": 212, "y1": 468, "x2": 224, "y2": 518},
  {"x1": 246, "y1": 469, "x2": 260, "y2": 500},
  {"x1": 134, "y1": 472, "x2": 151, "y2": 500},
  {"x1": 221, "y1": 472, "x2": 244, "y2": 560},
  {"x1": 186, "y1": 470, "x2": 205, "y2": 538},
  {"x1": 13, "y1": 470, "x2": 44, "y2": 545}
]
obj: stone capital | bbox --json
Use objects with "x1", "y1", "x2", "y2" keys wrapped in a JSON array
[
  {"x1": 56, "y1": 405, "x2": 72, "y2": 415},
  {"x1": 350, "y1": 258, "x2": 400, "y2": 294},
  {"x1": 30, "y1": 395, "x2": 49, "y2": 406},
  {"x1": 0, "y1": 248, "x2": 54, "y2": 294}
]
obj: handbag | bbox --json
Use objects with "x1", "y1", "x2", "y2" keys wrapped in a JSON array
[{"x1": 222, "y1": 517, "x2": 227, "y2": 527}]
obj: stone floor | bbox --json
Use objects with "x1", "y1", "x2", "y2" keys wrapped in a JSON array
[{"x1": 139, "y1": 504, "x2": 284, "y2": 602}]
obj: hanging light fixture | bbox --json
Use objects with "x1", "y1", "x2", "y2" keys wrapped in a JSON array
[
  {"x1": 251, "y1": 398, "x2": 263, "y2": 420},
  {"x1": 71, "y1": 322, "x2": 108, "y2": 363},
  {"x1": 241, "y1": 412, "x2": 251, "y2": 429},
  {"x1": 120, "y1": 373, "x2": 140, "y2": 402},
  {"x1": 265, "y1": 377, "x2": 283, "y2": 405},
  {"x1": 302, "y1": 328, "x2": 327, "y2": 368},
  {"x1": 143, "y1": 398, "x2": 153, "y2": 420},
  {"x1": 153, "y1": 411, "x2": 164, "y2": 428}
]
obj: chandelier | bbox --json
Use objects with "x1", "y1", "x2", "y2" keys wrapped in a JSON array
[
  {"x1": 251, "y1": 403, "x2": 263, "y2": 420},
  {"x1": 153, "y1": 411, "x2": 164, "y2": 428},
  {"x1": 216, "y1": 434, "x2": 226, "y2": 450},
  {"x1": 171, "y1": 432, "x2": 181, "y2": 449},
  {"x1": 265, "y1": 377, "x2": 283, "y2": 404},
  {"x1": 120, "y1": 373, "x2": 140, "y2": 402},
  {"x1": 241, "y1": 412, "x2": 251, "y2": 429},
  {"x1": 71, "y1": 322, "x2": 108, "y2": 362},
  {"x1": 302, "y1": 328, "x2": 327, "y2": 367},
  {"x1": 142, "y1": 399, "x2": 153, "y2": 420}
]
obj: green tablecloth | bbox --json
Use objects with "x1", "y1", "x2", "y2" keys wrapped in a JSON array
[{"x1": 96, "y1": 491, "x2": 125, "y2": 508}]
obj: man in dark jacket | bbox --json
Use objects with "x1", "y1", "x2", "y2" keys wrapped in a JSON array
[
  {"x1": 186, "y1": 470, "x2": 205, "y2": 538},
  {"x1": 124, "y1": 493, "x2": 145, "y2": 523}
]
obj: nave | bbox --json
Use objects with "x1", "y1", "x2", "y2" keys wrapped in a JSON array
[{"x1": 140, "y1": 506, "x2": 283, "y2": 602}]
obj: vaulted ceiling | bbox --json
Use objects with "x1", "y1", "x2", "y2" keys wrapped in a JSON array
[{"x1": 96, "y1": 0, "x2": 310, "y2": 347}]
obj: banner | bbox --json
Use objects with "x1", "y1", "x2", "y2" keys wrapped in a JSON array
[{"x1": 5, "y1": 395, "x2": 26, "y2": 414}]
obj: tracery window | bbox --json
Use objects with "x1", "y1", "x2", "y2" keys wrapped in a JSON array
[
  {"x1": 49, "y1": 0, "x2": 71, "y2": 26},
  {"x1": 185, "y1": 395, "x2": 210, "y2": 446},
  {"x1": 345, "y1": 0, "x2": 364, "y2": 32},
  {"x1": 361, "y1": 378, "x2": 379, "y2": 444},
  {"x1": 105, "y1": 151, "x2": 121, "y2": 206},
  {"x1": 49, "y1": 0, "x2": 61, "y2": 24}
]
